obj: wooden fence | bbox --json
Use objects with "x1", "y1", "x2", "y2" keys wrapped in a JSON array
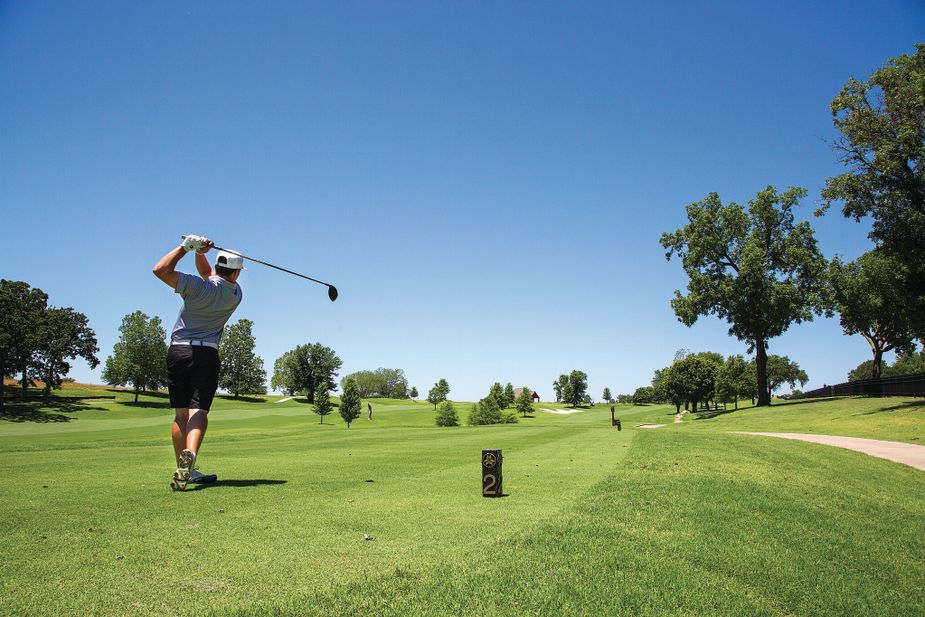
[{"x1": 792, "y1": 371, "x2": 925, "y2": 399}]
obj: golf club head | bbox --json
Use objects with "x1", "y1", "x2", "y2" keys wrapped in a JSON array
[{"x1": 328, "y1": 286, "x2": 339, "y2": 302}]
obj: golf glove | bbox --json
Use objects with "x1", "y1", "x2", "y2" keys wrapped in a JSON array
[{"x1": 182, "y1": 234, "x2": 208, "y2": 252}]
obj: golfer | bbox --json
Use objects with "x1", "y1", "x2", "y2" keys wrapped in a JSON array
[{"x1": 153, "y1": 234, "x2": 244, "y2": 490}]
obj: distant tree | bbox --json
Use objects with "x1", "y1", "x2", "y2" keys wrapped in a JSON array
[
  {"x1": 671, "y1": 355, "x2": 718, "y2": 412},
  {"x1": 0, "y1": 280, "x2": 48, "y2": 404},
  {"x1": 714, "y1": 355, "x2": 752, "y2": 410},
  {"x1": 313, "y1": 386, "x2": 333, "y2": 424},
  {"x1": 427, "y1": 378, "x2": 450, "y2": 409},
  {"x1": 602, "y1": 387, "x2": 612, "y2": 403},
  {"x1": 340, "y1": 368, "x2": 409, "y2": 398},
  {"x1": 488, "y1": 382, "x2": 505, "y2": 409},
  {"x1": 829, "y1": 250, "x2": 916, "y2": 378},
  {"x1": 468, "y1": 396, "x2": 502, "y2": 426},
  {"x1": 765, "y1": 355, "x2": 808, "y2": 400},
  {"x1": 889, "y1": 349, "x2": 925, "y2": 376},
  {"x1": 435, "y1": 400, "x2": 459, "y2": 427},
  {"x1": 848, "y1": 359, "x2": 889, "y2": 382},
  {"x1": 632, "y1": 386, "x2": 653, "y2": 405},
  {"x1": 552, "y1": 378, "x2": 563, "y2": 403},
  {"x1": 502, "y1": 382, "x2": 516, "y2": 408},
  {"x1": 515, "y1": 386, "x2": 535, "y2": 417},
  {"x1": 101, "y1": 311, "x2": 168, "y2": 403},
  {"x1": 218, "y1": 319, "x2": 267, "y2": 399},
  {"x1": 563, "y1": 370, "x2": 588, "y2": 407},
  {"x1": 661, "y1": 186, "x2": 829, "y2": 406},
  {"x1": 339, "y1": 378, "x2": 361, "y2": 428},
  {"x1": 654, "y1": 364, "x2": 687, "y2": 413},
  {"x1": 617, "y1": 393, "x2": 634, "y2": 404},
  {"x1": 32, "y1": 307, "x2": 99, "y2": 403},
  {"x1": 409, "y1": 386, "x2": 418, "y2": 399},
  {"x1": 819, "y1": 44, "x2": 925, "y2": 338},
  {"x1": 271, "y1": 343, "x2": 342, "y2": 402},
  {"x1": 270, "y1": 350, "x2": 299, "y2": 395}
]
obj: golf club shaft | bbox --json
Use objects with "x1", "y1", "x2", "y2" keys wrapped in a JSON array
[{"x1": 212, "y1": 245, "x2": 335, "y2": 289}]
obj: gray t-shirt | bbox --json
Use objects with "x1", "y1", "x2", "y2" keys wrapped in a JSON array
[{"x1": 171, "y1": 273, "x2": 243, "y2": 345}]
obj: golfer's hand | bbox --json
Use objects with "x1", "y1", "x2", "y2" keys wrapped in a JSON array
[
  {"x1": 181, "y1": 234, "x2": 208, "y2": 252},
  {"x1": 195, "y1": 239, "x2": 214, "y2": 255}
]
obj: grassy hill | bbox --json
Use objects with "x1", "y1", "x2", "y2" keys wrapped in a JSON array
[{"x1": 0, "y1": 385, "x2": 922, "y2": 616}]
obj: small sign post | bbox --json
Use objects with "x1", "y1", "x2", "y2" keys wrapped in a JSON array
[{"x1": 482, "y1": 449, "x2": 502, "y2": 497}]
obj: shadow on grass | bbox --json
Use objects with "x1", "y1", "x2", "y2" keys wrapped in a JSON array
[
  {"x1": 694, "y1": 408, "x2": 741, "y2": 420},
  {"x1": 864, "y1": 399, "x2": 925, "y2": 414},
  {"x1": 215, "y1": 394, "x2": 268, "y2": 403},
  {"x1": 188, "y1": 479, "x2": 287, "y2": 490},
  {"x1": 106, "y1": 388, "x2": 170, "y2": 399},
  {"x1": 122, "y1": 401, "x2": 172, "y2": 409},
  {"x1": 0, "y1": 401, "x2": 108, "y2": 423},
  {"x1": 766, "y1": 397, "x2": 847, "y2": 408}
]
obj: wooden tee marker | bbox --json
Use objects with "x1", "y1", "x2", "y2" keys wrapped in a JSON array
[{"x1": 482, "y1": 449, "x2": 503, "y2": 497}]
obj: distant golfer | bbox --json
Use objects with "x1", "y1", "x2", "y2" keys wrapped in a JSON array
[
  {"x1": 368, "y1": 402, "x2": 373, "y2": 420},
  {"x1": 153, "y1": 234, "x2": 244, "y2": 490}
]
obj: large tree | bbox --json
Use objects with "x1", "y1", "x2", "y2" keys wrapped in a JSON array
[
  {"x1": 101, "y1": 311, "x2": 168, "y2": 402},
  {"x1": 0, "y1": 280, "x2": 48, "y2": 404},
  {"x1": 820, "y1": 44, "x2": 925, "y2": 338},
  {"x1": 33, "y1": 307, "x2": 99, "y2": 403},
  {"x1": 829, "y1": 250, "x2": 916, "y2": 378},
  {"x1": 218, "y1": 319, "x2": 267, "y2": 399},
  {"x1": 661, "y1": 186, "x2": 828, "y2": 406},
  {"x1": 270, "y1": 343, "x2": 342, "y2": 403}
]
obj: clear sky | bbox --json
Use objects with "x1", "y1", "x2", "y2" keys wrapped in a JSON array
[{"x1": 2, "y1": 2, "x2": 923, "y2": 401}]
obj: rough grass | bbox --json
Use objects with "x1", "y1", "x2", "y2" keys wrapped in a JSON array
[{"x1": 1, "y1": 387, "x2": 923, "y2": 616}]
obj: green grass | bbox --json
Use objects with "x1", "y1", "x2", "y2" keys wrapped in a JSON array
[{"x1": 1, "y1": 388, "x2": 923, "y2": 616}]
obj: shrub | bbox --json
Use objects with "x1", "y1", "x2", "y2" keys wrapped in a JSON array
[
  {"x1": 501, "y1": 409, "x2": 519, "y2": 424},
  {"x1": 435, "y1": 401, "x2": 459, "y2": 427}
]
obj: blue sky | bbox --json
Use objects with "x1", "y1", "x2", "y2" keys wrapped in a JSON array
[{"x1": 2, "y1": 2, "x2": 923, "y2": 401}]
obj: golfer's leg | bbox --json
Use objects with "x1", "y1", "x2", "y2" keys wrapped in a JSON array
[
  {"x1": 172, "y1": 408, "x2": 189, "y2": 464},
  {"x1": 185, "y1": 409, "x2": 208, "y2": 454}
]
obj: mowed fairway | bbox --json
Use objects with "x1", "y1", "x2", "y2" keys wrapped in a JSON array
[{"x1": 1, "y1": 390, "x2": 924, "y2": 616}]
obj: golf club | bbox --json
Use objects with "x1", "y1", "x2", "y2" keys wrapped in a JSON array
[{"x1": 184, "y1": 237, "x2": 339, "y2": 301}]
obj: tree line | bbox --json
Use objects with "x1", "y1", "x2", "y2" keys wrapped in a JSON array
[
  {"x1": 660, "y1": 45, "x2": 925, "y2": 405},
  {"x1": 629, "y1": 350, "x2": 807, "y2": 411}
]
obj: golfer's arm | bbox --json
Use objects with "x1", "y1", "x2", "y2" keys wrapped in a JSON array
[
  {"x1": 152, "y1": 245, "x2": 187, "y2": 289},
  {"x1": 195, "y1": 252, "x2": 214, "y2": 280}
]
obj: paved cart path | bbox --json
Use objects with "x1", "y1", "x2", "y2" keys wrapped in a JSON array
[{"x1": 735, "y1": 432, "x2": 925, "y2": 471}]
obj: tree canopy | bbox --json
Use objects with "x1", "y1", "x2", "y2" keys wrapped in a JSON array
[
  {"x1": 339, "y1": 378, "x2": 361, "y2": 428},
  {"x1": 33, "y1": 307, "x2": 99, "y2": 403},
  {"x1": 661, "y1": 186, "x2": 828, "y2": 406},
  {"x1": 820, "y1": 44, "x2": 925, "y2": 338},
  {"x1": 340, "y1": 368, "x2": 409, "y2": 399},
  {"x1": 427, "y1": 378, "x2": 450, "y2": 410},
  {"x1": 270, "y1": 343, "x2": 342, "y2": 402},
  {"x1": 101, "y1": 311, "x2": 168, "y2": 402},
  {"x1": 218, "y1": 319, "x2": 267, "y2": 398},
  {"x1": 764, "y1": 355, "x2": 808, "y2": 399},
  {"x1": 829, "y1": 249, "x2": 916, "y2": 378},
  {"x1": 0, "y1": 280, "x2": 49, "y2": 402}
]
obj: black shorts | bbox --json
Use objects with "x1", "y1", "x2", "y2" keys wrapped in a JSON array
[{"x1": 167, "y1": 345, "x2": 220, "y2": 411}]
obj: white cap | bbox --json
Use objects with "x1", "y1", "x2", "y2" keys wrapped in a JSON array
[{"x1": 215, "y1": 250, "x2": 245, "y2": 270}]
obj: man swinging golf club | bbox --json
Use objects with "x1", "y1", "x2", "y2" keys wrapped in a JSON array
[{"x1": 153, "y1": 234, "x2": 244, "y2": 490}]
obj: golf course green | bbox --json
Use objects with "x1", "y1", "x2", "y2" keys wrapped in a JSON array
[{"x1": 1, "y1": 387, "x2": 923, "y2": 616}]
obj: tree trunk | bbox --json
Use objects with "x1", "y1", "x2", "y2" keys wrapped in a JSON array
[
  {"x1": 755, "y1": 338, "x2": 770, "y2": 406},
  {"x1": 134, "y1": 389, "x2": 139, "y2": 403},
  {"x1": 21, "y1": 364, "x2": 28, "y2": 399},
  {"x1": 234, "y1": 391, "x2": 239, "y2": 400},
  {"x1": 43, "y1": 363, "x2": 53, "y2": 404},
  {"x1": 734, "y1": 395, "x2": 738, "y2": 410},
  {"x1": 872, "y1": 348, "x2": 884, "y2": 379},
  {"x1": 0, "y1": 356, "x2": 5, "y2": 410}
]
